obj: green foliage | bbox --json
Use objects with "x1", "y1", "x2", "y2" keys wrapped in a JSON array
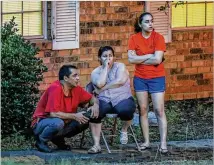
[
  {"x1": 1, "y1": 132, "x2": 34, "y2": 151},
  {"x1": 1, "y1": 17, "x2": 47, "y2": 137}
]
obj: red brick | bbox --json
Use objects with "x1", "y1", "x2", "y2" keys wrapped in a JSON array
[
  {"x1": 209, "y1": 91, "x2": 213, "y2": 97},
  {"x1": 36, "y1": 51, "x2": 44, "y2": 58},
  {"x1": 100, "y1": 2, "x2": 110, "y2": 7},
  {"x1": 121, "y1": 40, "x2": 128, "y2": 46},
  {"x1": 201, "y1": 85, "x2": 213, "y2": 91},
  {"x1": 170, "y1": 55, "x2": 184, "y2": 62},
  {"x1": 198, "y1": 67, "x2": 210, "y2": 73},
  {"x1": 190, "y1": 86, "x2": 203, "y2": 93},
  {"x1": 183, "y1": 32, "x2": 188, "y2": 40},
  {"x1": 199, "y1": 32, "x2": 204, "y2": 40},
  {"x1": 43, "y1": 77, "x2": 58, "y2": 84},
  {"x1": 204, "y1": 47, "x2": 213, "y2": 54},
  {"x1": 117, "y1": 59, "x2": 129, "y2": 65},
  {"x1": 42, "y1": 57, "x2": 50, "y2": 64},
  {"x1": 174, "y1": 86, "x2": 191, "y2": 93},
  {"x1": 42, "y1": 42, "x2": 52, "y2": 50},
  {"x1": 126, "y1": 65, "x2": 135, "y2": 72},
  {"x1": 80, "y1": 68, "x2": 94, "y2": 75},
  {"x1": 183, "y1": 42, "x2": 189, "y2": 49},
  {"x1": 169, "y1": 93, "x2": 184, "y2": 100},
  {"x1": 175, "y1": 43, "x2": 183, "y2": 49},
  {"x1": 165, "y1": 49, "x2": 176, "y2": 56},
  {"x1": 183, "y1": 93, "x2": 197, "y2": 99},
  {"x1": 184, "y1": 67, "x2": 197, "y2": 74},
  {"x1": 72, "y1": 49, "x2": 80, "y2": 55},
  {"x1": 176, "y1": 48, "x2": 189, "y2": 55},
  {"x1": 189, "y1": 32, "x2": 194, "y2": 40},
  {"x1": 203, "y1": 73, "x2": 213, "y2": 79},
  {"x1": 130, "y1": 6, "x2": 144, "y2": 12},
  {"x1": 106, "y1": 7, "x2": 115, "y2": 13},
  {"x1": 38, "y1": 83, "x2": 49, "y2": 91},
  {"x1": 177, "y1": 33, "x2": 183, "y2": 41},
  {"x1": 197, "y1": 91, "x2": 210, "y2": 98},
  {"x1": 174, "y1": 80, "x2": 196, "y2": 87},
  {"x1": 165, "y1": 94, "x2": 170, "y2": 100},
  {"x1": 201, "y1": 40, "x2": 211, "y2": 47},
  {"x1": 58, "y1": 50, "x2": 71, "y2": 56},
  {"x1": 79, "y1": 55, "x2": 93, "y2": 61},
  {"x1": 43, "y1": 71, "x2": 58, "y2": 78},
  {"x1": 192, "y1": 61, "x2": 204, "y2": 67},
  {"x1": 110, "y1": 1, "x2": 123, "y2": 6},
  {"x1": 192, "y1": 42, "x2": 201, "y2": 48},
  {"x1": 89, "y1": 61, "x2": 100, "y2": 68},
  {"x1": 165, "y1": 87, "x2": 176, "y2": 94},
  {"x1": 177, "y1": 61, "x2": 192, "y2": 68},
  {"x1": 204, "y1": 60, "x2": 213, "y2": 67}
]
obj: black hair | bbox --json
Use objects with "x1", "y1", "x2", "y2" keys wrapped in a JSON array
[
  {"x1": 59, "y1": 65, "x2": 78, "y2": 81},
  {"x1": 134, "y1": 12, "x2": 153, "y2": 33},
  {"x1": 98, "y1": 46, "x2": 115, "y2": 58}
]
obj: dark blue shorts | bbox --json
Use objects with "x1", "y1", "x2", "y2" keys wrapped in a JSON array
[
  {"x1": 90, "y1": 97, "x2": 136, "y2": 123},
  {"x1": 133, "y1": 76, "x2": 165, "y2": 93}
]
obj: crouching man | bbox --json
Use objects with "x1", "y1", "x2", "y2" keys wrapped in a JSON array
[{"x1": 31, "y1": 65, "x2": 99, "y2": 153}]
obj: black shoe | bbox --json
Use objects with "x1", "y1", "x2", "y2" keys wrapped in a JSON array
[
  {"x1": 57, "y1": 144, "x2": 71, "y2": 150},
  {"x1": 35, "y1": 140, "x2": 52, "y2": 153},
  {"x1": 52, "y1": 137, "x2": 71, "y2": 150}
]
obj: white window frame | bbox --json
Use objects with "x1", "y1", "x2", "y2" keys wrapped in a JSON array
[{"x1": 0, "y1": 1, "x2": 47, "y2": 40}]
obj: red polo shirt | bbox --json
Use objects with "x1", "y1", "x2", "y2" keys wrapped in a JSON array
[{"x1": 31, "y1": 80, "x2": 92, "y2": 127}]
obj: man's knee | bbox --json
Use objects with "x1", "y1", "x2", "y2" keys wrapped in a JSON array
[{"x1": 50, "y1": 118, "x2": 65, "y2": 131}]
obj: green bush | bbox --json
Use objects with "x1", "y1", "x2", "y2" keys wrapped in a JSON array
[{"x1": 1, "y1": 17, "x2": 47, "y2": 137}]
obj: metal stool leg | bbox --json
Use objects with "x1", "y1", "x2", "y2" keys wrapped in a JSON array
[
  {"x1": 129, "y1": 125, "x2": 141, "y2": 151},
  {"x1": 101, "y1": 131, "x2": 111, "y2": 153},
  {"x1": 110, "y1": 118, "x2": 117, "y2": 145}
]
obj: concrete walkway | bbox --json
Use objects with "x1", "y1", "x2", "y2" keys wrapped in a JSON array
[{"x1": 1, "y1": 139, "x2": 213, "y2": 163}]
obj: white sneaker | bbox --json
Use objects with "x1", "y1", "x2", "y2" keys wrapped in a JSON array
[{"x1": 120, "y1": 131, "x2": 128, "y2": 144}]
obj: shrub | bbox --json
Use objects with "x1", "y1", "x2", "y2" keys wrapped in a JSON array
[{"x1": 1, "y1": 17, "x2": 47, "y2": 137}]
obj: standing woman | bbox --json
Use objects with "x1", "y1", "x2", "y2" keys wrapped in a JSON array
[{"x1": 128, "y1": 12, "x2": 168, "y2": 153}]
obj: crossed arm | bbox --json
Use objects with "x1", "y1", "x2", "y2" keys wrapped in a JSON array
[
  {"x1": 91, "y1": 63, "x2": 129, "y2": 92},
  {"x1": 128, "y1": 50, "x2": 164, "y2": 65}
]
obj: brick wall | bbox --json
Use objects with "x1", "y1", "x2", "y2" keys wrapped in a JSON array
[{"x1": 33, "y1": 1, "x2": 213, "y2": 100}]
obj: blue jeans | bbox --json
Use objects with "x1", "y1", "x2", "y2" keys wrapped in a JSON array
[{"x1": 33, "y1": 118, "x2": 88, "y2": 142}]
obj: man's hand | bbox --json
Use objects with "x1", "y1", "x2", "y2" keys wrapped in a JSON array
[
  {"x1": 89, "y1": 103, "x2": 99, "y2": 119},
  {"x1": 74, "y1": 112, "x2": 89, "y2": 124}
]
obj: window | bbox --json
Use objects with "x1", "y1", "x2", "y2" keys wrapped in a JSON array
[
  {"x1": 172, "y1": 1, "x2": 213, "y2": 28},
  {"x1": 1, "y1": 1, "x2": 47, "y2": 38}
]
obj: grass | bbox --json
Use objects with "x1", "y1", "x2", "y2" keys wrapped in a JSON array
[
  {"x1": 1, "y1": 158, "x2": 213, "y2": 165},
  {"x1": 1, "y1": 97, "x2": 213, "y2": 150}
]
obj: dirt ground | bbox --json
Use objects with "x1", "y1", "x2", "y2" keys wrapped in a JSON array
[{"x1": 2, "y1": 144, "x2": 213, "y2": 165}]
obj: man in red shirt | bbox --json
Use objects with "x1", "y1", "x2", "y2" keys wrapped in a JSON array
[{"x1": 31, "y1": 65, "x2": 99, "y2": 153}]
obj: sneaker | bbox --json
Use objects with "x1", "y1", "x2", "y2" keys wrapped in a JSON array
[
  {"x1": 120, "y1": 131, "x2": 128, "y2": 144},
  {"x1": 35, "y1": 140, "x2": 52, "y2": 153}
]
